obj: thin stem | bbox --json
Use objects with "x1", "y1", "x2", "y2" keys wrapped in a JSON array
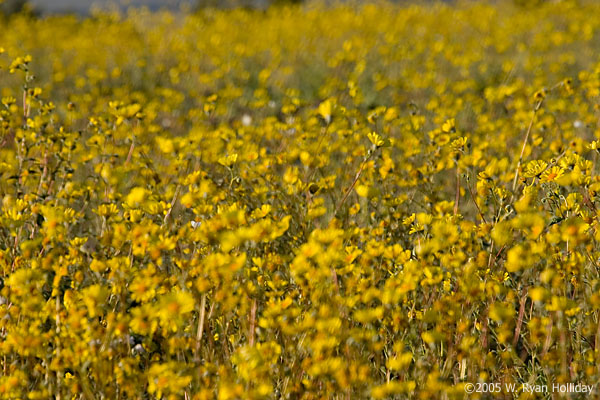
[
  {"x1": 454, "y1": 164, "x2": 460, "y2": 215},
  {"x1": 303, "y1": 126, "x2": 328, "y2": 185},
  {"x1": 163, "y1": 184, "x2": 181, "y2": 226},
  {"x1": 249, "y1": 298, "x2": 257, "y2": 346},
  {"x1": 512, "y1": 99, "x2": 544, "y2": 192},
  {"x1": 125, "y1": 135, "x2": 135, "y2": 165},
  {"x1": 195, "y1": 293, "x2": 206, "y2": 360},
  {"x1": 334, "y1": 152, "x2": 373, "y2": 217},
  {"x1": 465, "y1": 175, "x2": 487, "y2": 223},
  {"x1": 513, "y1": 288, "x2": 528, "y2": 347},
  {"x1": 596, "y1": 313, "x2": 600, "y2": 375}
]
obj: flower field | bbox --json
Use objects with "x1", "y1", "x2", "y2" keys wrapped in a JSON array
[{"x1": 2, "y1": 0, "x2": 600, "y2": 398}]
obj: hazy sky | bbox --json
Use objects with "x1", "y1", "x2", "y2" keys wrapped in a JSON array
[{"x1": 29, "y1": 0, "x2": 194, "y2": 13}]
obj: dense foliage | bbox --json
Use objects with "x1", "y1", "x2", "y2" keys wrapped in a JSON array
[{"x1": 0, "y1": 1, "x2": 600, "y2": 398}]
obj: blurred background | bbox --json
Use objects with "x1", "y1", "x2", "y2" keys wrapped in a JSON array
[
  {"x1": 1, "y1": 0, "x2": 555, "y2": 15},
  {"x1": 29, "y1": 0, "x2": 192, "y2": 14},
  {"x1": 2, "y1": 0, "x2": 308, "y2": 15}
]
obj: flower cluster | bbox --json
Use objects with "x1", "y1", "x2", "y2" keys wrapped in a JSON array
[{"x1": 1, "y1": 0, "x2": 600, "y2": 398}]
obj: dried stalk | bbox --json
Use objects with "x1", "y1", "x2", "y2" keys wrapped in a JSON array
[{"x1": 195, "y1": 293, "x2": 207, "y2": 360}]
